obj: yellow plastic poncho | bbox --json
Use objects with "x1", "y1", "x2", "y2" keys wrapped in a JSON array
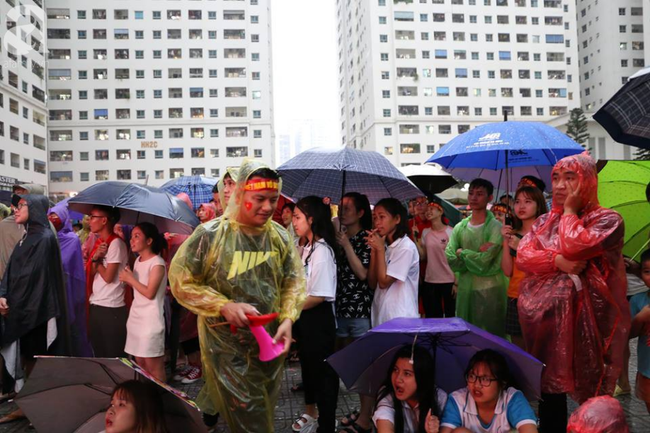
[
  {"x1": 445, "y1": 211, "x2": 508, "y2": 337},
  {"x1": 169, "y1": 159, "x2": 306, "y2": 432}
]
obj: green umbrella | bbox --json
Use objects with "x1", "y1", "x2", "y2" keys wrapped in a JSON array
[{"x1": 598, "y1": 160, "x2": 650, "y2": 261}]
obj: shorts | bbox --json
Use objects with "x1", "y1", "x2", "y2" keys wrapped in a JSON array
[
  {"x1": 505, "y1": 297, "x2": 522, "y2": 337},
  {"x1": 336, "y1": 317, "x2": 371, "y2": 338},
  {"x1": 636, "y1": 372, "x2": 650, "y2": 403}
]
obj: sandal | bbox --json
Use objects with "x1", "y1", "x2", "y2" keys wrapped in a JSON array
[
  {"x1": 340, "y1": 409, "x2": 360, "y2": 427},
  {"x1": 339, "y1": 420, "x2": 372, "y2": 433},
  {"x1": 292, "y1": 413, "x2": 318, "y2": 432}
]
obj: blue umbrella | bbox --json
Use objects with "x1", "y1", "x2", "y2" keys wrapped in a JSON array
[
  {"x1": 277, "y1": 147, "x2": 422, "y2": 204},
  {"x1": 161, "y1": 176, "x2": 218, "y2": 211},
  {"x1": 327, "y1": 317, "x2": 543, "y2": 401},
  {"x1": 68, "y1": 182, "x2": 199, "y2": 235},
  {"x1": 427, "y1": 121, "x2": 584, "y2": 191}
]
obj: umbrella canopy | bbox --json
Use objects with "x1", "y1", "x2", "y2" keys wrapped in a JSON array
[
  {"x1": 161, "y1": 175, "x2": 218, "y2": 211},
  {"x1": 68, "y1": 182, "x2": 199, "y2": 235},
  {"x1": 399, "y1": 164, "x2": 457, "y2": 194},
  {"x1": 327, "y1": 317, "x2": 543, "y2": 401},
  {"x1": 16, "y1": 357, "x2": 206, "y2": 433},
  {"x1": 427, "y1": 122, "x2": 584, "y2": 191},
  {"x1": 598, "y1": 160, "x2": 650, "y2": 260},
  {"x1": 437, "y1": 188, "x2": 468, "y2": 205},
  {"x1": 593, "y1": 67, "x2": 650, "y2": 150},
  {"x1": 277, "y1": 147, "x2": 423, "y2": 205}
]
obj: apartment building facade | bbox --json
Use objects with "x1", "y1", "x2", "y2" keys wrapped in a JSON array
[
  {"x1": 337, "y1": 0, "x2": 581, "y2": 167},
  {"x1": 0, "y1": 0, "x2": 48, "y2": 191},
  {"x1": 45, "y1": 0, "x2": 274, "y2": 198}
]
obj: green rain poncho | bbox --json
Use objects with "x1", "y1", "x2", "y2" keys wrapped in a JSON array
[
  {"x1": 445, "y1": 211, "x2": 507, "y2": 337},
  {"x1": 169, "y1": 159, "x2": 306, "y2": 432}
]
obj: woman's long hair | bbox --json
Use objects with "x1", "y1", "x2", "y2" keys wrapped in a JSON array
[
  {"x1": 511, "y1": 186, "x2": 547, "y2": 231},
  {"x1": 134, "y1": 222, "x2": 167, "y2": 255},
  {"x1": 376, "y1": 345, "x2": 440, "y2": 433},
  {"x1": 111, "y1": 380, "x2": 169, "y2": 433},
  {"x1": 296, "y1": 196, "x2": 339, "y2": 265},
  {"x1": 342, "y1": 192, "x2": 372, "y2": 231},
  {"x1": 374, "y1": 198, "x2": 410, "y2": 241}
]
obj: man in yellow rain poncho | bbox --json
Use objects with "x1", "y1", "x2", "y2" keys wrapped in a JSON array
[{"x1": 169, "y1": 159, "x2": 306, "y2": 432}]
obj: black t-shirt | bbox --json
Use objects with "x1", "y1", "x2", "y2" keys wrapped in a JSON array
[{"x1": 336, "y1": 229, "x2": 372, "y2": 319}]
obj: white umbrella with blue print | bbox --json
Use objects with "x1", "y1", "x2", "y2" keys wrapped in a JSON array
[{"x1": 277, "y1": 147, "x2": 423, "y2": 205}]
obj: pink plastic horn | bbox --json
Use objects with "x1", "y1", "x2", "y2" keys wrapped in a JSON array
[{"x1": 230, "y1": 313, "x2": 285, "y2": 362}]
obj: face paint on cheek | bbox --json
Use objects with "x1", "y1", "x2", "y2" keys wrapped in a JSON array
[{"x1": 244, "y1": 201, "x2": 253, "y2": 211}]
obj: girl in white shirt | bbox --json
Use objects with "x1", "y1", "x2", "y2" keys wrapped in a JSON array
[
  {"x1": 367, "y1": 198, "x2": 420, "y2": 327},
  {"x1": 374, "y1": 345, "x2": 447, "y2": 433},
  {"x1": 119, "y1": 222, "x2": 167, "y2": 382},
  {"x1": 292, "y1": 196, "x2": 339, "y2": 433}
]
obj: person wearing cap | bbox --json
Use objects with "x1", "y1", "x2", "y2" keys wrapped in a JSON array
[{"x1": 169, "y1": 159, "x2": 306, "y2": 432}]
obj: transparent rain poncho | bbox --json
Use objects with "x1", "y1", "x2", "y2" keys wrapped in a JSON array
[
  {"x1": 567, "y1": 396, "x2": 629, "y2": 433},
  {"x1": 169, "y1": 159, "x2": 306, "y2": 431},
  {"x1": 445, "y1": 211, "x2": 508, "y2": 337},
  {"x1": 516, "y1": 152, "x2": 630, "y2": 403}
]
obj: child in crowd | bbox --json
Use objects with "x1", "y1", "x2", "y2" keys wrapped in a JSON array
[
  {"x1": 292, "y1": 196, "x2": 339, "y2": 433},
  {"x1": 105, "y1": 380, "x2": 168, "y2": 433},
  {"x1": 367, "y1": 198, "x2": 420, "y2": 327},
  {"x1": 500, "y1": 186, "x2": 547, "y2": 349},
  {"x1": 440, "y1": 349, "x2": 538, "y2": 433},
  {"x1": 416, "y1": 201, "x2": 456, "y2": 318},
  {"x1": 119, "y1": 223, "x2": 168, "y2": 382},
  {"x1": 489, "y1": 204, "x2": 509, "y2": 226},
  {"x1": 628, "y1": 249, "x2": 650, "y2": 414},
  {"x1": 373, "y1": 346, "x2": 447, "y2": 433},
  {"x1": 446, "y1": 179, "x2": 507, "y2": 338}
]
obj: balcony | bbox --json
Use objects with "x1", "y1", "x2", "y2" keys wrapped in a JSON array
[
  {"x1": 116, "y1": 109, "x2": 130, "y2": 120},
  {"x1": 226, "y1": 127, "x2": 248, "y2": 138},
  {"x1": 115, "y1": 69, "x2": 130, "y2": 80},
  {"x1": 399, "y1": 125, "x2": 420, "y2": 134},
  {"x1": 115, "y1": 89, "x2": 130, "y2": 99},
  {"x1": 398, "y1": 106, "x2": 419, "y2": 116},
  {"x1": 396, "y1": 49, "x2": 416, "y2": 59},
  {"x1": 225, "y1": 68, "x2": 246, "y2": 78},
  {"x1": 48, "y1": 49, "x2": 71, "y2": 60},
  {"x1": 227, "y1": 147, "x2": 248, "y2": 157},
  {"x1": 396, "y1": 68, "x2": 417, "y2": 79},
  {"x1": 226, "y1": 107, "x2": 247, "y2": 118},
  {"x1": 168, "y1": 49, "x2": 182, "y2": 59},
  {"x1": 49, "y1": 89, "x2": 72, "y2": 101},
  {"x1": 224, "y1": 11, "x2": 245, "y2": 20},
  {"x1": 189, "y1": 10, "x2": 202, "y2": 20},
  {"x1": 167, "y1": 10, "x2": 182, "y2": 20},
  {"x1": 169, "y1": 108, "x2": 183, "y2": 119},
  {"x1": 225, "y1": 48, "x2": 245, "y2": 58},
  {"x1": 33, "y1": 113, "x2": 46, "y2": 127},
  {"x1": 397, "y1": 86, "x2": 418, "y2": 96},
  {"x1": 224, "y1": 29, "x2": 245, "y2": 40},
  {"x1": 93, "y1": 9, "x2": 107, "y2": 19},
  {"x1": 94, "y1": 50, "x2": 108, "y2": 60},
  {"x1": 395, "y1": 30, "x2": 415, "y2": 41},
  {"x1": 169, "y1": 68, "x2": 182, "y2": 79},
  {"x1": 225, "y1": 87, "x2": 247, "y2": 97},
  {"x1": 115, "y1": 49, "x2": 129, "y2": 60},
  {"x1": 50, "y1": 130, "x2": 73, "y2": 141},
  {"x1": 47, "y1": 29, "x2": 70, "y2": 39},
  {"x1": 168, "y1": 29, "x2": 181, "y2": 39},
  {"x1": 94, "y1": 69, "x2": 108, "y2": 79}
]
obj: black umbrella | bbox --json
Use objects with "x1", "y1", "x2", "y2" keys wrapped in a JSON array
[
  {"x1": 398, "y1": 164, "x2": 458, "y2": 194},
  {"x1": 68, "y1": 182, "x2": 200, "y2": 235},
  {"x1": 594, "y1": 67, "x2": 650, "y2": 150}
]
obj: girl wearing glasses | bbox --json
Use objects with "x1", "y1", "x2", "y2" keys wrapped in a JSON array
[{"x1": 440, "y1": 350, "x2": 537, "y2": 433}]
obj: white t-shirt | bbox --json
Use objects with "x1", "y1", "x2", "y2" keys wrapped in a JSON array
[
  {"x1": 90, "y1": 238, "x2": 128, "y2": 308},
  {"x1": 372, "y1": 236, "x2": 420, "y2": 327},
  {"x1": 373, "y1": 388, "x2": 448, "y2": 433},
  {"x1": 302, "y1": 239, "x2": 337, "y2": 302}
]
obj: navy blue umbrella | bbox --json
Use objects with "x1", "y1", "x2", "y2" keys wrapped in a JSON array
[
  {"x1": 426, "y1": 121, "x2": 584, "y2": 191},
  {"x1": 68, "y1": 182, "x2": 199, "y2": 235},
  {"x1": 277, "y1": 147, "x2": 423, "y2": 205},
  {"x1": 594, "y1": 67, "x2": 650, "y2": 150},
  {"x1": 161, "y1": 176, "x2": 218, "y2": 211}
]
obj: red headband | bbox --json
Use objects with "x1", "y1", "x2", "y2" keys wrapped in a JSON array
[{"x1": 244, "y1": 178, "x2": 279, "y2": 192}]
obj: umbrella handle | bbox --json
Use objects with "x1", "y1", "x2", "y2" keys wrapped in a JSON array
[{"x1": 632, "y1": 238, "x2": 650, "y2": 261}]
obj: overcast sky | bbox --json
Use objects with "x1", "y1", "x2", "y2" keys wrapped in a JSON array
[{"x1": 271, "y1": 0, "x2": 340, "y2": 148}]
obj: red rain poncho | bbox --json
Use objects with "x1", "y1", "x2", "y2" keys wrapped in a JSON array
[
  {"x1": 516, "y1": 152, "x2": 630, "y2": 403},
  {"x1": 567, "y1": 396, "x2": 629, "y2": 433}
]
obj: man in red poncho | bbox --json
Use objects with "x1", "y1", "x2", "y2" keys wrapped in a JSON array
[{"x1": 516, "y1": 152, "x2": 630, "y2": 433}]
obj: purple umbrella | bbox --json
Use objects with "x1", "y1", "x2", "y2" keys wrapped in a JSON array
[{"x1": 327, "y1": 317, "x2": 543, "y2": 401}]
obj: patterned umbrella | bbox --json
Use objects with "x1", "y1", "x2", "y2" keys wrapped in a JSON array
[
  {"x1": 277, "y1": 147, "x2": 423, "y2": 204},
  {"x1": 598, "y1": 160, "x2": 650, "y2": 260},
  {"x1": 68, "y1": 182, "x2": 199, "y2": 235},
  {"x1": 161, "y1": 175, "x2": 218, "y2": 211},
  {"x1": 594, "y1": 67, "x2": 650, "y2": 150}
]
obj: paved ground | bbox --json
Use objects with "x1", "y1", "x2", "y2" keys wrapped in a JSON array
[{"x1": 1, "y1": 341, "x2": 649, "y2": 432}]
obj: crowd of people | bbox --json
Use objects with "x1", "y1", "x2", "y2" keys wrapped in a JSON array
[{"x1": 0, "y1": 152, "x2": 648, "y2": 433}]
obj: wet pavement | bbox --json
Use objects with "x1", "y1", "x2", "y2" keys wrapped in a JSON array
[{"x1": 1, "y1": 340, "x2": 649, "y2": 432}]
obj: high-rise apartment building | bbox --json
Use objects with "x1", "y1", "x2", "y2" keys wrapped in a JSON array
[
  {"x1": 0, "y1": 0, "x2": 48, "y2": 191},
  {"x1": 337, "y1": 0, "x2": 581, "y2": 167},
  {"x1": 573, "y1": 0, "x2": 647, "y2": 160},
  {"x1": 46, "y1": 0, "x2": 274, "y2": 198}
]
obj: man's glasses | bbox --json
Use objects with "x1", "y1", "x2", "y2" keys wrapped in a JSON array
[
  {"x1": 466, "y1": 373, "x2": 498, "y2": 387},
  {"x1": 89, "y1": 215, "x2": 106, "y2": 219},
  {"x1": 16, "y1": 203, "x2": 28, "y2": 210}
]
